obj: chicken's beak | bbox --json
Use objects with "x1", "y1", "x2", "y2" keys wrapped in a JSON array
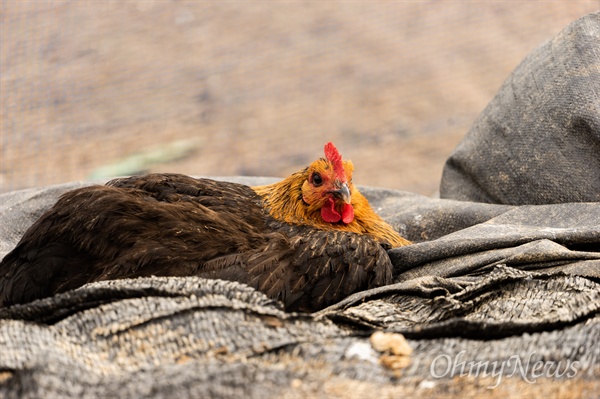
[{"x1": 331, "y1": 182, "x2": 352, "y2": 204}]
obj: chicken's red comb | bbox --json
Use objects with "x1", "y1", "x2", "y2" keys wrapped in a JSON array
[{"x1": 324, "y1": 142, "x2": 346, "y2": 182}]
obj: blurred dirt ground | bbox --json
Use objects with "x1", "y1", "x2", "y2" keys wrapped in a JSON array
[{"x1": 1, "y1": 1, "x2": 598, "y2": 195}]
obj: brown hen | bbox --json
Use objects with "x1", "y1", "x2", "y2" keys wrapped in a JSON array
[{"x1": 0, "y1": 142, "x2": 410, "y2": 311}]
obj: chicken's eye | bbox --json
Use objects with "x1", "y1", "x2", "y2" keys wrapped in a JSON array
[{"x1": 311, "y1": 173, "x2": 323, "y2": 187}]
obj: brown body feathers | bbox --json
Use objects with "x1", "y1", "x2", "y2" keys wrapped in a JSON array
[{"x1": 0, "y1": 143, "x2": 410, "y2": 311}]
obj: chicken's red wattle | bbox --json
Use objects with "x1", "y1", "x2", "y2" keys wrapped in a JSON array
[{"x1": 321, "y1": 198, "x2": 354, "y2": 224}]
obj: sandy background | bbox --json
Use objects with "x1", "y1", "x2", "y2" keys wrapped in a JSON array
[{"x1": 1, "y1": 1, "x2": 598, "y2": 195}]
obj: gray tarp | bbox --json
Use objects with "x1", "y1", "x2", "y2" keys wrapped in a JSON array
[
  {"x1": 440, "y1": 11, "x2": 600, "y2": 205},
  {"x1": 0, "y1": 11, "x2": 599, "y2": 399}
]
